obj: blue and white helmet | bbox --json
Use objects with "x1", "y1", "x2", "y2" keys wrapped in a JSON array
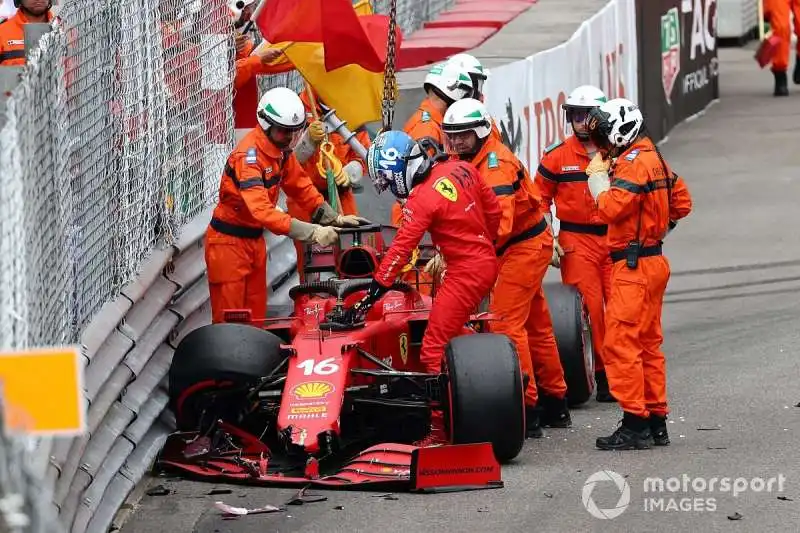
[{"x1": 367, "y1": 131, "x2": 446, "y2": 199}]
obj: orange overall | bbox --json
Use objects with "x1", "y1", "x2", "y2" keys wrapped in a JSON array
[
  {"x1": 469, "y1": 136, "x2": 567, "y2": 407},
  {"x1": 536, "y1": 136, "x2": 612, "y2": 373},
  {"x1": 765, "y1": 0, "x2": 800, "y2": 73},
  {"x1": 0, "y1": 9, "x2": 53, "y2": 66},
  {"x1": 233, "y1": 38, "x2": 295, "y2": 129},
  {"x1": 205, "y1": 127, "x2": 324, "y2": 323},
  {"x1": 287, "y1": 90, "x2": 371, "y2": 280},
  {"x1": 596, "y1": 138, "x2": 692, "y2": 418}
]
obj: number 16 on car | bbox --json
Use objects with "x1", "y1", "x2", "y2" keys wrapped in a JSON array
[{"x1": 296, "y1": 357, "x2": 340, "y2": 376}]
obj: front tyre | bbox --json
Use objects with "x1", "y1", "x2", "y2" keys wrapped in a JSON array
[{"x1": 445, "y1": 333, "x2": 525, "y2": 463}]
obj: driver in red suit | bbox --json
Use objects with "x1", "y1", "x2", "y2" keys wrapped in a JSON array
[{"x1": 345, "y1": 130, "x2": 501, "y2": 447}]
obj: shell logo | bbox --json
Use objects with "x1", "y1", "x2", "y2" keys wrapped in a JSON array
[{"x1": 292, "y1": 381, "x2": 335, "y2": 399}]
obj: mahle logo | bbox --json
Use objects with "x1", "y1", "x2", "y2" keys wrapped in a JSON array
[{"x1": 661, "y1": 7, "x2": 681, "y2": 105}]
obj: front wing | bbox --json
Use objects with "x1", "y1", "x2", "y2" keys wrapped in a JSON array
[{"x1": 156, "y1": 427, "x2": 503, "y2": 493}]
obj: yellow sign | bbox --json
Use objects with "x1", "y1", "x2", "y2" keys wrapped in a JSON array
[
  {"x1": 399, "y1": 333, "x2": 409, "y2": 365},
  {"x1": 0, "y1": 346, "x2": 86, "y2": 436},
  {"x1": 434, "y1": 178, "x2": 458, "y2": 202},
  {"x1": 292, "y1": 381, "x2": 334, "y2": 399}
]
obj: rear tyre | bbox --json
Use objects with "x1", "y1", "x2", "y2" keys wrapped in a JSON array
[
  {"x1": 445, "y1": 333, "x2": 525, "y2": 463},
  {"x1": 168, "y1": 323, "x2": 284, "y2": 430},
  {"x1": 543, "y1": 282, "x2": 595, "y2": 407}
]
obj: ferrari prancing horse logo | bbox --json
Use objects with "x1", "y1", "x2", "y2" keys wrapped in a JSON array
[
  {"x1": 399, "y1": 333, "x2": 409, "y2": 365},
  {"x1": 434, "y1": 178, "x2": 458, "y2": 202}
]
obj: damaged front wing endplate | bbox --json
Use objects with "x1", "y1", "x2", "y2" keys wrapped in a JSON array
[{"x1": 156, "y1": 428, "x2": 504, "y2": 493}]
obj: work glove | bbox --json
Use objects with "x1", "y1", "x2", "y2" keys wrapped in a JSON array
[
  {"x1": 423, "y1": 253, "x2": 446, "y2": 280},
  {"x1": 585, "y1": 152, "x2": 611, "y2": 176},
  {"x1": 334, "y1": 169, "x2": 350, "y2": 188},
  {"x1": 587, "y1": 172, "x2": 611, "y2": 201},
  {"x1": 308, "y1": 120, "x2": 326, "y2": 145},
  {"x1": 550, "y1": 238, "x2": 565, "y2": 268},
  {"x1": 235, "y1": 33, "x2": 250, "y2": 55},
  {"x1": 256, "y1": 46, "x2": 284, "y2": 64},
  {"x1": 288, "y1": 219, "x2": 340, "y2": 246},
  {"x1": 334, "y1": 214, "x2": 371, "y2": 227},
  {"x1": 343, "y1": 279, "x2": 389, "y2": 323},
  {"x1": 340, "y1": 161, "x2": 364, "y2": 189}
]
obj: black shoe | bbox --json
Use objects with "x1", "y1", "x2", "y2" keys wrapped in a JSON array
[
  {"x1": 649, "y1": 414, "x2": 670, "y2": 446},
  {"x1": 793, "y1": 57, "x2": 800, "y2": 85},
  {"x1": 539, "y1": 394, "x2": 572, "y2": 428},
  {"x1": 595, "y1": 371, "x2": 616, "y2": 403},
  {"x1": 525, "y1": 405, "x2": 545, "y2": 438},
  {"x1": 596, "y1": 412, "x2": 654, "y2": 450},
  {"x1": 774, "y1": 70, "x2": 789, "y2": 96}
]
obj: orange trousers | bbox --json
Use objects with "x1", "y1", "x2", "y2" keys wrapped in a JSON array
[
  {"x1": 603, "y1": 256, "x2": 671, "y2": 418},
  {"x1": 489, "y1": 237, "x2": 568, "y2": 407},
  {"x1": 204, "y1": 226, "x2": 267, "y2": 323},
  {"x1": 287, "y1": 189, "x2": 358, "y2": 282},
  {"x1": 558, "y1": 231, "x2": 613, "y2": 372},
  {"x1": 766, "y1": 0, "x2": 800, "y2": 72}
]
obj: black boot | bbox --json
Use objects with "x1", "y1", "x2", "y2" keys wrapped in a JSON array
[
  {"x1": 595, "y1": 371, "x2": 616, "y2": 403},
  {"x1": 794, "y1": 57, "x2": 800, "y2": 85},
  {"x1": 525, "y1": 405, "x2": 544, "y2": 438},
  {"x1": 539, "y1": 394, "x2": 572, "y2": 428},
  {"x1": 774, "y1": 70, "x2": 789, "y2": 96},
  {"x1": 649, "y1": 414, "x2": 670, "y2": 446},
  {"x1": 596, "y1": 412, "x2": 654, "y2": 450}
]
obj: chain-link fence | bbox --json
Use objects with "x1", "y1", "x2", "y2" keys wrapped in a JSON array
[
  {"x1": 0, "y1": 0, "x2": 235, "y2": 350},
  {"x1": 0, "y1": 1, "x2": 454, "y2": 532}
]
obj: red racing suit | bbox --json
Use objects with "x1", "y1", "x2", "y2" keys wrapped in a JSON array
[{"x1": 374, "y1": 160, "x2": 502, "y2": 373}]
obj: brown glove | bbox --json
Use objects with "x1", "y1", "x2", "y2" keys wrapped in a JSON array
[{"x1": 585, "y1": 152, "x2": 611, "y2": 176}]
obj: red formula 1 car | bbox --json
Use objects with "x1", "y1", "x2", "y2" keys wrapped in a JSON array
[{"x1": 158, "y1": 224, "x2": 591, "y2": 492}]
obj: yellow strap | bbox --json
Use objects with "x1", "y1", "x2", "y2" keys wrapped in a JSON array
[
  {"x1": 316, "y1": 141, "x2": 344, "y2": 180},
  {"x1": 399, "y1": 246, "x2": 419, "y2": 273}
]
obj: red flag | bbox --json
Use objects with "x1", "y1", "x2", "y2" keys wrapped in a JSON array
[{"x1": 255, "y1": 0, "x2": 401, "y2": 73}]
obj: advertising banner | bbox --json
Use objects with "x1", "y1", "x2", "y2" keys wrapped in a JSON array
[
  {"x1": 483, "y1": 0, "x2": 639, "y2": 172},
  {"x1": 636, "y1": 0, "x2": 719, "y2": 142}
]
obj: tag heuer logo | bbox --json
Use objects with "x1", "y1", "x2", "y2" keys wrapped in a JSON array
[{"x1": 661, "y1": 7, "x2": 681, "y2": 105}]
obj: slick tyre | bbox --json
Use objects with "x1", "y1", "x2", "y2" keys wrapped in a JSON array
[
  {"x1": 543, "y1": 282, "x2": 595, "y2": 406},
  {"x1": 168, "y1": 323, "x2": 284, "y2": 430},
  {"x1": 445, "y1": 333, "x2": 525, "y2": 463}
]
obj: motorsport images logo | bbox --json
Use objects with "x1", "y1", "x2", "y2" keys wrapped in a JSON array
[
  {"x1": 582, "y1": 470, "x2": 788, "y2": 518},
  {"x1": 582, "y1": 470, "x2": 631, "y2": 519}
]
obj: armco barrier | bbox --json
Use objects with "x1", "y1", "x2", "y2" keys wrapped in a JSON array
[
  {"x1": 635, "y1": 0, "x2": 719, "y2": 142},
  {"x1": 40, "y1": 206, "x2": 297, "y2": 533}
]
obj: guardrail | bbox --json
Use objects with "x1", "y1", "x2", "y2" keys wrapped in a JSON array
[{"x1": 42, "y1": 208, "x2": 297, "y2": 533}]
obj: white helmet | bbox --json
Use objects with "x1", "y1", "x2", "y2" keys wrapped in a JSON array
[
  {"x1": 588, "y1": 98, "x2": 644, "y2": 151},
  {"x1": 563, "y1": 85, "x2": 607, "y2": 140},
  {"x1": 423, "y1": 62, "x2": 474, "y2": 104},
  {"x1": 442, "y1": 98, "x2": 492, "y2": 156},
  {"x1": 229, "y1": 0, "x2": 257, "y2": 25},
  {"x1": 447, "y1": 53, "x2": 489, "y2": 99},
  {"x1": 257, "y1": 87, "x2": 306, "y2": 149}
]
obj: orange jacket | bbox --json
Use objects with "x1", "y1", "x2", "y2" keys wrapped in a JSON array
[
  {"x1": 535, "y1": 135, "x2": 605, "y2": 228},
  {"x1": 468, "y1": 135, "x2": 546, "y2": 253},
  {"x1": 211, "y1": 128, "x2": 325, "y2": 235},
  {"x1": 597, "y1": 138, "x2": 693, "y2": 251},
  {"x1": 404, "y1": 97, "x2": 445, "y2": 144},
  {"x1": 234, "y1": 38, "x2": 295, "y2": 90},
  {"x1": 0, "y1": 10, "x2": 53, "y2": 66}
]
